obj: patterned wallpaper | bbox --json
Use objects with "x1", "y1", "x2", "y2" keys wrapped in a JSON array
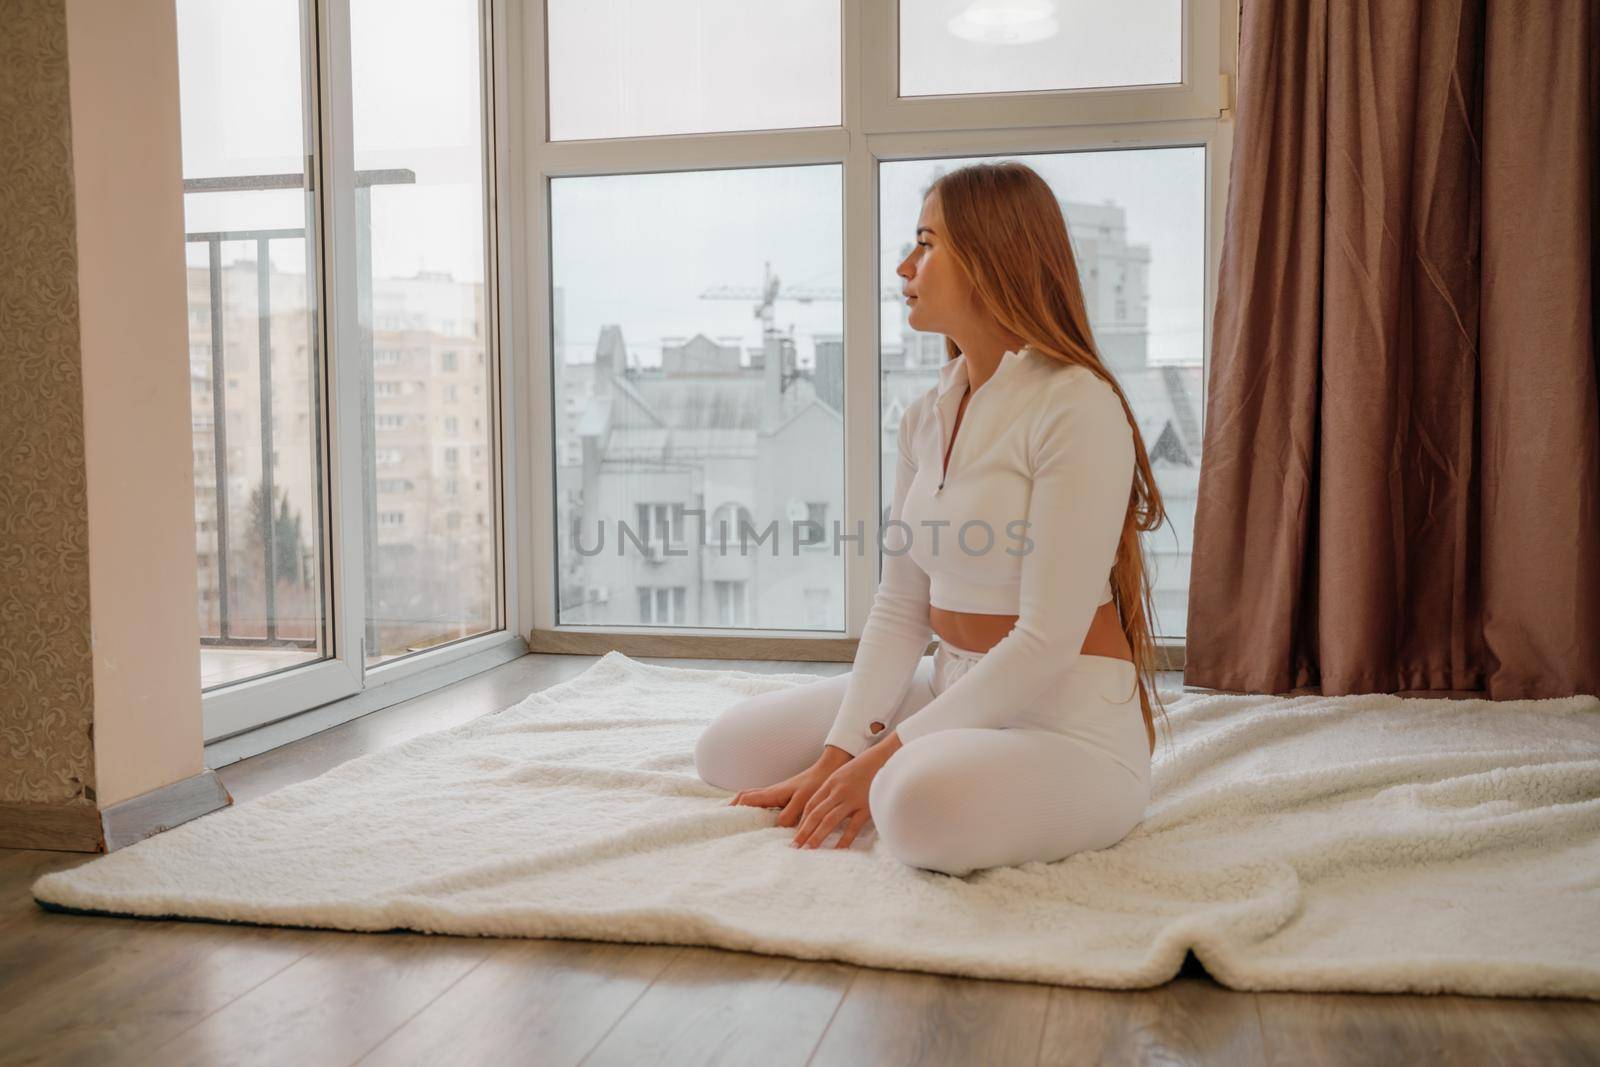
[{"x1": 0, "y1": 0, "x2": 99, "y2": 806}]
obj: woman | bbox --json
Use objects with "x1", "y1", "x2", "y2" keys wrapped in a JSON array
[{"x1": 695, "y1": 161, "x2": 1172, "y2": 876}]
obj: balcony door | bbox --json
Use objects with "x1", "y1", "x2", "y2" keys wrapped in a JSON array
[{"x1": 176, "y1": 0, "x2": 508, "y2": 741}]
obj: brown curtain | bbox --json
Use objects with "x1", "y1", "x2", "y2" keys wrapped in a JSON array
[{"x1": 1186, "y1": 0, "x2": 1600, "y2": 698}]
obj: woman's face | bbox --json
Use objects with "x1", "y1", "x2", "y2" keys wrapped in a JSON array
[{"x1": 895, "y1": 192, "x2": 972, "y2": 337}]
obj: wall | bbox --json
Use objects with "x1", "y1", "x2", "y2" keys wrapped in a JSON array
[
  {"x1": 66, "y1": 0, "x2": 205, "y2": 808},
  {"x1": 0, "y1": 0, "x2": 98, "y2": 808},
  {"x1": 0, "y1": 0, "x2": 206, "y2": 829}
]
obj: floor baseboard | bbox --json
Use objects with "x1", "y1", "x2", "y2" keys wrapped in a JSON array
[{"x1": 0, "y1": 769, "x2": 232, "y2": 854}]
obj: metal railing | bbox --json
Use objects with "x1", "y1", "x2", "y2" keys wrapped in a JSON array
[{"x1": 186, "y1": 169, "x2": 414, "y2": 651}]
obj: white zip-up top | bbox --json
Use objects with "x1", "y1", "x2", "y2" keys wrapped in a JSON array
[{"x1": 823, "y1": 345, "x2": 1136, "y2": 757}]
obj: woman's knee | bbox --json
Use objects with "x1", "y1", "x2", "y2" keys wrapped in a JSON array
[
  {"x1": 868, "y1": 745, "x2": 976, "y2": 875},
  {"x1": 867, "y1": 733, "x2": 1147, "y2": 876},
  {"x1": 693, "y1": 704, "x2": 753, "y2": 790},
  {"x1": 694, "y1": 676, "x2": 847, "y2": 791}
]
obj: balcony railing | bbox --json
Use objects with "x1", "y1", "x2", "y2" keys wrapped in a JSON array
[{"x1": 185, "y1": 169, "x2": 413, "y2": 654}]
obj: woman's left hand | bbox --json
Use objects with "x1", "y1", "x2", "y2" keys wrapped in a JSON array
[{"x1": 792, "y1": 735, "x2": 899, "y2": 850}]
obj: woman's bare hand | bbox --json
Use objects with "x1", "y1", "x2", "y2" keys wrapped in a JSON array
[
  {"x1": 727, "y1": 747, "x2": 852, "y2": 830},
  {"x1": 791, "y1": 748, "x2": 885, "y2": 850}
]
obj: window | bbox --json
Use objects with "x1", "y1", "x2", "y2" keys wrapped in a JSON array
[
  {"x1": 707, "y1": 502, "x2": 754, "y2": 548},
  {"x1": 635, "y1": 502, "x2": 685, "y2": 547},
  {"x1": 803, "y1": 501, "x2": 829, "y2": 549},
  {"x1": 637, "y1": 586, "x2": 687, "y2": 625},
  {"x1": 177, "y1": 0, "x2": 504, "y2": 734},
  {"x1": 351, "y1": 0, "x2": 501, "y2": 669},
  {"x1": 550, "y1": 167, "x2": 845, "y2": 630},
  {"x1": 547, "y1": 0, "x2": 840, "y2": 141},
  {"x1": 899, "y1": 0, "x2": 1182, "y2": 97},
  {"x1": 714, "y1": 580, "x2": 748, "y2": 626},
  {"x1": 534, "y1": 0, "x2": 1224, "y2": 650}
]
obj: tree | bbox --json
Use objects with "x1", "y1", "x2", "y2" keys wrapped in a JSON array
[{"x1": 245, "y1": 480, "x2": 308, "y2": 588}]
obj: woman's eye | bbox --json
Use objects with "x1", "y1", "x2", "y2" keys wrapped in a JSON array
[{"x1": 916, "y1": 241, "x2": 930, "y2": 250}]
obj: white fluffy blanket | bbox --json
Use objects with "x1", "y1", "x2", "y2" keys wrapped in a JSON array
[{"x1": 32, "y1": 651, "x2": 1600, "y2": 1000}]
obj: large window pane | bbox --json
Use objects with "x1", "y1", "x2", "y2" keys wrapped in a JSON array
[
  {"x1": 547, "y1": 0, "x2": 841, "y2": 141},
  {"x1": 880, "y1": 149, "x2": 1204, "y2": 640},
  {"x1": 900, "y1": 0, "x2": 1182, "y2": 97},
  {"x1": 352, "y1": 0, "x2": 500, "y2": 666},
  {"x1": 176, "y1": 0, "x2": 328, "y2": 689},
  {"x1": 552, "y1": 166, "x2": 846, "y2": 630}
]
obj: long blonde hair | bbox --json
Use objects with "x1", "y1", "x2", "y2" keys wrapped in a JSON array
[{"x1": 926, "y1": 160, "x2": 1172, "y2": 757}]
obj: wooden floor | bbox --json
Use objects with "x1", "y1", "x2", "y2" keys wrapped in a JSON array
[{"x1": 2, "y1": 653, "x2": 1596, "y2": 1066}]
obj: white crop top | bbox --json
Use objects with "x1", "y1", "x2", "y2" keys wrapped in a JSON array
[{"x1": 822, "y1": 345, "x2": 1135, "y2": 757}]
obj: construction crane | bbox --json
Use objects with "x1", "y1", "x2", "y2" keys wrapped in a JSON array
[{"x1": 699, "y1": 260, "x2": 906, "y2": 336}]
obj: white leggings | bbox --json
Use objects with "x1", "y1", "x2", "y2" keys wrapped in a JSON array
[{"x1": 695, "y1": 640, "x2": 1152, "y2": 876}]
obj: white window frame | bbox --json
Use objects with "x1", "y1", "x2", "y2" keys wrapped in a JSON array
[
  {"x1": 507, "y1": 0, "x2": 1231, "y2": 651},
  {"x1": 202, "y1": 0, "x2": 524, "y2": 751}
]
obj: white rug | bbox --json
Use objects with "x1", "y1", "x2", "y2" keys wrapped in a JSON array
[{"x1": 32, "y1": 651, "x2": 1600, "y2": 1001}]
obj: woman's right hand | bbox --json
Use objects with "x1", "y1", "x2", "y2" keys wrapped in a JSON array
[{"x1": 727, "y1": 746, "x2": 853, "y2": 830}]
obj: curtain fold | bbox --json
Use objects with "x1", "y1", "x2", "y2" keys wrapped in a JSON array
[{"x1": 1185, "y1": 0, "x2": 1600, "y2": 698}]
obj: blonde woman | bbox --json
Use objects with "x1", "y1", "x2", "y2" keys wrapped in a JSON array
[{"x1": 695, "y1": 161, "x2": 1172, "y2": 876}]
